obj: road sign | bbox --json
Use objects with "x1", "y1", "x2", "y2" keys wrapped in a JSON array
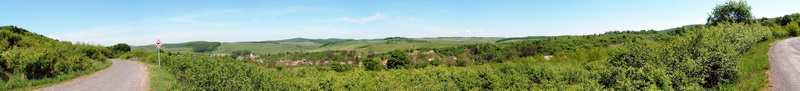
[
  {"x1": 156, "y1": 39, "x2": 162, "y2": 67},
  {"x1": 156, "y1": 39, "x2": 162, "y2": 48}
]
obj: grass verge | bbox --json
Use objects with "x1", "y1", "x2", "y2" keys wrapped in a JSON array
[
  {"x1": 6, "y1": 59, "x2": 113, "y2": 90},
  {"x1": 129, "y1": 59, "x2": 182, "y2": 91},
  {"x1": 720, "y1": 37, "x2": 790, "y2": 90}
]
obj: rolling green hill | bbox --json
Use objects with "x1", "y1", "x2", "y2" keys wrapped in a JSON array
[
  {"x1": 132, "y1": 41, "x2": 221, "y2": 54},
  {"x1": 122, "y1": 1, "x2": 800, "y2": 90},
  {"x1": 214, "y1": 42, "x2": 313, "y2": 54},
  {"x1": 495, "y1": 36, "x2": 562, "y2": 43},
  {"x1": 132, "y1": 37, "x2": 502, "y2": 55},
  {"x1": 309, "y1": 40, "x2": 468, "y2": 53}
]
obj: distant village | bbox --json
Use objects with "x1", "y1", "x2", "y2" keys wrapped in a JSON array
[{"x1": 209, "y1": 53, "x2": 386, "y2": 67}]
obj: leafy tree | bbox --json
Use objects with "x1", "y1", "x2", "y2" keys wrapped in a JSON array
[
  {"x1": 707, "y1": 0, "x2": 752, "y2": 25},
  {"x1": 776, "y1": 13, "x2": 800, "y2": 26},
  {"x1": 364, "y1": 58, "x2": 385, "y2": 71},
  {"x1": 231, "y1": 50, "x2": 253, "y2": 56},
  {"x1": 386, "y1": 51, "x2": 410, "y2": 69},
  {"x1": 0, "y1": 26, "x2": 30, "y2": 34},
  {"x1": 787, "y1": 22, "x2": 800, "y2": 36},
  {"x1": 109, "y1": 43, "x2": 131, "y2": 53},
  {"x1": 384, "y1": 37, "x2": 429, "y2": 44},
  {"x1": 96, "y1": 46, "x2": 114, "y2": 58}
]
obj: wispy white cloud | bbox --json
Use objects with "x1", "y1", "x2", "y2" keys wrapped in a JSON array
[
  {"x1": 169, "y1": 9, "x2": 239, "y2": 23},
  {"x1": 330, "y1": 12, "x2": 384, "y2": 24},
  {"x1": 264, "y1": 7, "x2": 317, "y2": 18},
  {"x1": 50, "y1": 27, "x2": 134, "y2": 45},
  {"x1": 171, "y1": 15, "x2": 200, "y2": 23},
  {"x1": 54, "y1": 24, "x2": 271, "y2": 46},
  {"x1": 376, "y1": 16, "x2": 501, "y2": 37},
  {"x1": 52, "y1": 27, "x2": 130, "y2": 39},
  {"x1": 52, "y1": 10, "x2": 254, "y2": 46}
]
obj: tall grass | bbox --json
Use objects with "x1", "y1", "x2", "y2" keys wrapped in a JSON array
[
  {"x1": 719, "y1": 37, "x2": 789, "y2": 90},
  {"x1": 129, "y1": 60, "x2": 184, "y2": 91}
]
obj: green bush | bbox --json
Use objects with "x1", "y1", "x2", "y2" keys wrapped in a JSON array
[
  {"x1": 386, "y1": 51, "x2": 410, "y2": 69},
  {"x1": 430, "y1": 59, "x2": 444, "y2": 66},
  {"x1": 364, "y1": 58, "x2": 385, "y2": 71},
  {"x1": 0, "y1": 26, "x2": 109, "y2": 89},
  {"x1": 787, "y1": 22, "x2": 800, "y2": 36},
  {"x1": 604, "y1": 23, "x2": 770, "y2": 89},
  {"x1": 330, "y1": 64, "x2": 353, "y2": 72},
  {"x1": 456, "y1": 59, "x2": 468, "y2": 67},
  {"x1": 771, "y1": 26, "x2": 790, "y2": 38}
]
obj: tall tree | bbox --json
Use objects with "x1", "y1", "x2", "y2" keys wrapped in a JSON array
[
  {"x1": 364, "y1": 58, "x2": 385, "y2": 71},
  {"x1": 707, "y1": 0, "x2": 752, "y2": 25},
  {"x1": 386, "y1": 51, "x2": 410, "y2": 69},
  {"x1": 110, "y1": 43, "x2": 131, "y2": 52}
]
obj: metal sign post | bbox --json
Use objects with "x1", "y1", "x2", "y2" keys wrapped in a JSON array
[{"x1": 156, "y1": 39, "x2": 162, "y2": 67}]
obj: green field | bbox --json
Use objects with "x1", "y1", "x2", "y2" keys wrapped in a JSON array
[
  {"x1": 8, "y1": 0, "x2": 800, "y2": 90},
  {"x1": 132, "y1": 37, "x2": 504, "y2": 55},
  {"x1": 125, "y1": 8, "x2": 800, "y2": 89}
]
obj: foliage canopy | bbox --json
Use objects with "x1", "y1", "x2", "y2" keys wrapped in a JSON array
[{"x1": 707, "y1": 0, "x2": 752, "y2": 25}]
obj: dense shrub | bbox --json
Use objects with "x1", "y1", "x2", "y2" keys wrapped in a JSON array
[
  {"x1": 787, "y1": 22, "x2": 800, "y2": 36},
  {"x1": 0, "y1": 26, "x2": 108, "y2": 83},
  {"x1": 330, "y1": 64, "x2": 353, "y2": 72},
  {"x1": 604, "y1": 23, "x2": 771, "y2": 89},
  {"x1": 140, "y1": 53, "x2": 605, "y2": 90},
  {"x1": 363, "y1": 58, "x2": 385, "y2": 71},
  {"x1": 386, "y1": 51, "x2": 411, "y2": 69},
  {"x1": 109, "y1": 43, "x2": 131, "y2": 55}
]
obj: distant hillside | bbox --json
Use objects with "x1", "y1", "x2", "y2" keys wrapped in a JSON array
[
  {"x1": 132, "y1": 41, "x2": 221, "y2": 53},
  {"x1": 420, "y1": 37, "x2": 503, "y2": 44},
  {"x1": 132, "y1": 37, "x2": 502, "y2": 55},
  {"x1": 495, "y1": 36, "x2": 562, "y2": 43},
  {"x1": 242, "y1": 38, "x2": 355, "y2": 44}
]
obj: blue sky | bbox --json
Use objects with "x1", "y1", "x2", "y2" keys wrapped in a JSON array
[{"x1": 1, "y1": 0, "x2": 799, "y2": 46}]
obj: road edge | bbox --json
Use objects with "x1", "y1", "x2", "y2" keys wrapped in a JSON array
[
  {"x1": 766, "y1": 37, "x2": 800, "y2": 91},
  {"x1": 18, "y1": 59, "x2": 116, "y2": 90},
  {"x1": 765, "y1": 39, "x2": 782, "y2": 91},
  {"x1": 126, "y1": 60, "x2": 152, "y2": 91}
]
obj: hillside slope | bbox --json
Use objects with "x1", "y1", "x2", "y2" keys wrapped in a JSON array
[
  {"x1": 132, "y1": 37, "x2": 502, "y2": 55},
  {"x1": 0, "y1": 26, "x2": 112, "y2": 90}
]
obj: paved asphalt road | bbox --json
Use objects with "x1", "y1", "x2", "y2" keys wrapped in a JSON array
[
  {"x1": 769, "y1": 37, "x2": 800, "y2": 90},
  {"x1": 38, "y1": 59, "x2": 149, "y2": 91}
]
